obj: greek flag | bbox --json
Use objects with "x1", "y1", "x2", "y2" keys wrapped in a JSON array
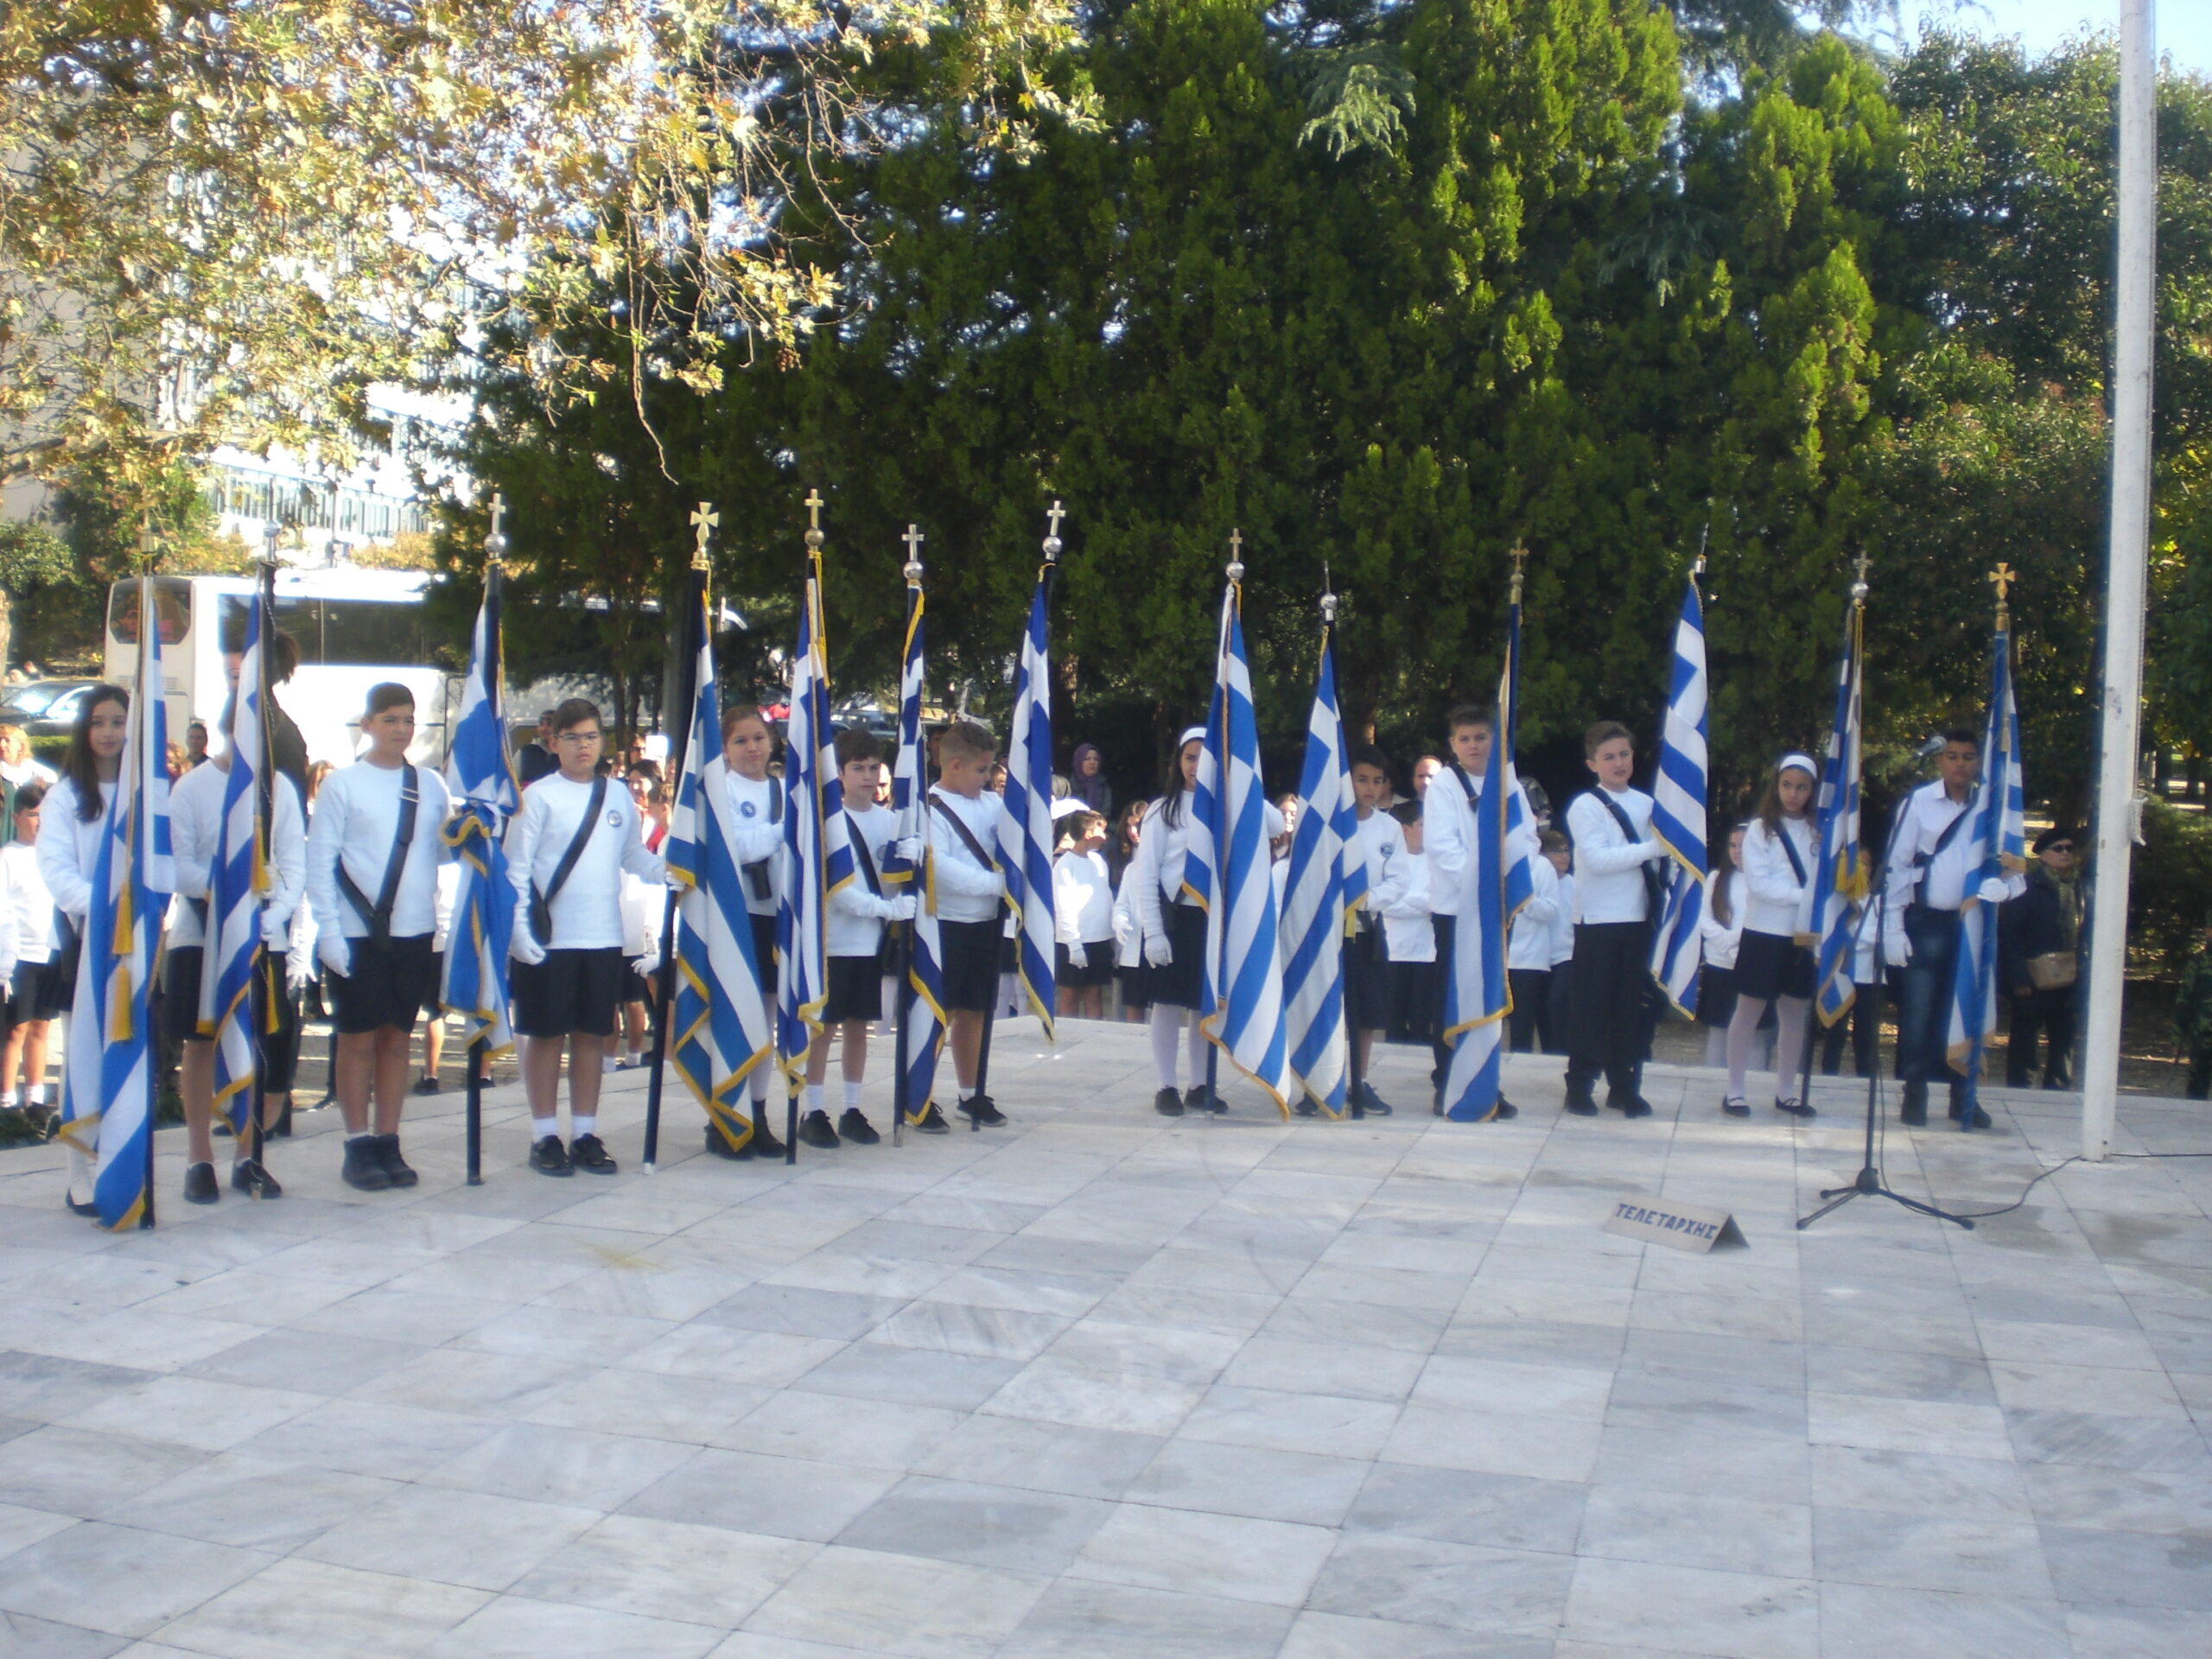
[
  {"x1": 59, "y1": 575, "x2": 173, "y2": 1230},
  {"x1": 439, "y1": 567, "x2": 518, "y2": 1056},
  {"x1": 1440, "y1": 600, "x2": 1535, "y2": 1122},
  {"x1": 1947, "y1": 622, "x2": 2027, "y2": 1093},
  {"x1": 777, "y1": 555, "x2": 842, "y2": 1087},
  {"x1": 1281, "y1": 625, "x2": 1356, "y2": 1117},
  {"x1": 887, "y1": 582, "x2": 948, "y2": 1124},
  {"x1": 668, "y1": 582, "x2": 773, "y2": 1150},
  {"x1": 1648, "y1": 577, "x2": 1709, "y2": 1015},
  {"x1": 202, "y1": 583, "x2": 270, "y2": 1135},
  {"x1": 1185, "y1": 581, "x2": 1291, "y2": 1113},
  {"x1": 1000, "y1": 570, "x2": 1056, "y2": 1033},
  {"x1": 1808, "y1": 605, "x2": 1867, "y2": 1024}
]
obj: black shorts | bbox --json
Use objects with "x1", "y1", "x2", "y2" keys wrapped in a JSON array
[
  {"x1": 327, "y1": 933, "x2": 439, "y2": 1035},
  {"x1": 822, "y1": 954, "x2": 883, "y2": 1024},
  {"x1": 11, "y1": 958, "x2": 63, "y2": 1025},
  {"x1": 1056, "y1": 941, "x2": 1114, "y2": 988},
  {"x1": 262, "y1": 953, "x2": 302, "y2": 1095},
  {"x1": 1344, "y1": 925, "x2": 1393, "y2": 1030},
  {"x1": 423, "y1": 951, "x2": 445, "y2": 1017},
  {"x1": 163, "y1": 945, "x2": 208, "y2": 1046},
  {"x1": 1697, "y1": 964, "x2": 1738, "y2": 1029},
  {"x1": 1392, "y1": 959, "x2": 1440, "y2": 1042},
  {"x1": 938, "y1": 919, "x2": 1001, "y2": 1014},
  {"x1": 1142, "y1": 903, "x2": 1207, "y2": 1011},
  {"x1": 749, "y1": 912, "x2": 779, "y2": 994},
  {"x1": 1116, "y1": 964, "x2": 1150, "y2": 1013},
  {"x1": 512, "y1": 945, "x2": 626, "y2": 1039},
  {"x1": 1734, "y1": 929, "x2": 1815, "y2": 1002}
]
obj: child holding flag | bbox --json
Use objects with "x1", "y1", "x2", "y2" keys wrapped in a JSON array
[{"x1": 921, "y1": 720, "x2": 1014, "y2": 1131}]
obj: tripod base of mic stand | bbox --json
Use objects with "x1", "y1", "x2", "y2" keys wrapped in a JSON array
[{"x1": 1798, "y1": 1160, "x2": 1975, "y2": 1231}]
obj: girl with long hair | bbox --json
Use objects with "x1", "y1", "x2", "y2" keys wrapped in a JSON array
[
  {"x1": 1125, "y1": 730, "x2": 1212, "y2": 1114},
  {"x1": 1721, "y1": 754, "x2": 1821, "y2": 1119}
]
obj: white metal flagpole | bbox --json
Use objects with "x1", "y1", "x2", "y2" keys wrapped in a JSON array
[{"x1": 2082, "y1": 0, "x2": 2157, "y2": 1162}]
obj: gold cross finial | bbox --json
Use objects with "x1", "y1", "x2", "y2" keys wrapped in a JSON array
[
  {"x1": 1226, "y1": 527, "x2": 1244, "y2": 581},
  {"x1": 1849, "y1": 548, "x2": 1871, "y2": 607},
  {"x1": 1046, "y1": 500, "x2": 1065, "y2": 540},
  {"x1": 690, "y1": 501, "x2": 717, "y2": 570},
  {"x1": 1990, "y1": 563, "x2": 2014, "y2": 604},
  {"x1": 804, "y1": 489, "x2": 823, "y2": 531},
  {"x1": 1508, "y1": 540, "x2": 1528, "y2": 605},
  {"x1": 484, "y1": 492, "x2": 510, "y2": 564},
  {"x1": 138, "y1": 515, "x2": 156, "y2": 564},
  {"x1": 488, "y1": 493, "x2": 507, "y2": 543},
  {"x1": 902, "y1": 523, "x2": 925, "y2": 559}
]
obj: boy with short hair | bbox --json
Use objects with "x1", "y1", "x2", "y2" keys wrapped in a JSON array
[
  {"x1": 1344, "y1": 747, "x2": 1411, "y2": 1114},
  {"x1": 1563, "y1": 720, "x2": 1664, "y2": 1118},
  {"x1": 1053, "y1": 808, "x2": 1115, "y2": 1021},
  {"x1": 0, "y1": 785, "x2": 56, "y2": 1130},
  {"x1": 1541, "y1": 830, "x2": 1575, "y2": 1055},
  {"x1": 1381, "y1": 800, "x2": 1435, "y2": 1048},
  {"x1": 800, "y1": 729, "x2": 912, "y2": 1147},
  {"x1": 918, "y1": 720, "x2": 1014, "y2": 1131},
  {"x1": 506, "y1": 698, "x2": 666, "y2": 1175}
]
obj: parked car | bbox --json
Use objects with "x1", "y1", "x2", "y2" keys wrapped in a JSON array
[{"x1": 0, "y1": 678, "x2": 107, "y2": 740}]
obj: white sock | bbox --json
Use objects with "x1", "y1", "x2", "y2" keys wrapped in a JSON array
[
  {"x1": 843, "y1": 1080, "x2": 862, "y2": 1110},
  {"x1": 531, "y1": 1119, "x2": 558, "y2": 1141},
  {"x1": 24, "y1": 1084, "x2": 44, "y2": 1106},
  {"x1": 348, "y1": 1131, "x2": 374, "y2": 1145},
  {"x1": 804, "y1": 1083, "x2": 823, "y2": 1112},
  {"x1": 571, "y1": 1114, "x2": 596, "y2": 1138},
  {"x1": 65, "y1": 1142, "x2": 92, "y2": 1198},
  {"x1": 1148, "y1": 1004, "x2": 1181, "y2": 1088}
]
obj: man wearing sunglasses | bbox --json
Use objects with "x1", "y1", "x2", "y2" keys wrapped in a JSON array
[{"x1": 1999, "y1": 825, "x2": 2085, "y2": 1089}]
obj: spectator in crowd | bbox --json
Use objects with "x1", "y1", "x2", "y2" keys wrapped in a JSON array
[
  {"x1": 515, "y1": 708, "x2": 558, "y2": 785},
  {"x1": 1069, "y1": 743, "x2": 1111, "y2": 814},
  {"x1": 2001, "y1": 824, "x2": 2084, "y2": 1089}
]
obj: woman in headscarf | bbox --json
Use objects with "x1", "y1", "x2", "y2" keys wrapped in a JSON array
[{"x1": 1069, "y1": 742, "x2": 1111, "y2": 815}]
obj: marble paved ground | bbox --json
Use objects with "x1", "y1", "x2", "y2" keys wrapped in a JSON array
[{"x1": 3, "y1": 1023, "x2": 2211, "y2": 1659}]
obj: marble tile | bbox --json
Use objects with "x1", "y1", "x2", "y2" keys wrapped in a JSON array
[
  {"x1": 1277, "y1": 1610, "x2": 1535, "y2": 1658},
  {"x1": 2039, "y1": 1523, "x2": 2212, "y2": 1611},
  {"x1": 1812, "y1": 1508, "x2": 2055, "y2": 1599},
  {"x1": 510, "y1": 1515, "x2": 815, "y2": 1630},
  {"x1": 715, "y1": 1391, "x2": 963, "y2": 1472},
  {"x1": 912, "y1": 1265, "x2": 1116, "y2": 1321},
  {"x1": 1413, "y1": 1353, "x2": 1612, "y2": 1421},
  {"x1": 1379, "y1": 1403, "x2": 1602, "y2": 1483},
  {"x1": 148, "y1": 1555, "x2": 488, "y2": 1659},
  {"x1": 1578, "y1": 1484, "x2": 1815, "y2": 1578},
  {"x1": 1990, "y1": 1358, "x2": 2189, "y2": 1419},
  {"x1": 865, "y1": 1300, "x2": 1068, "y2": 1362},
  {"x1": 421, "y1": 1593, "x2": 724, "y2": 1659},
  {"x1": 995, "y1": 1580, "x2": 1294, "y2": 1659},
  {"x1": 0, "y1": 1425, "x2": 203, "y2": 1516},
  {"x1": 21, "y1": 1310, "x2": 263, "y2": 1375},
  {"x1": 619, "y1": 1325, "x2": 847, "y2": 1385},
  {"x1": 693, "y1": 1285, "x2": 906, "y2": 1342},
  {"x1": 1040, "y1": 1319, "x2": 1246, "y2": 1384},
  {"x1": 1815, "y1": 1581, "x2": 2072, "y2": 1659},
  {"x1": 1067, "y1": 1502, "x2": 1337, "y2": 1606},
  {"x1": 909, "y1": 1414, "x2": 1165, "y2": 1502},
  {"x1": 244, "y1": 1396, "x2": 505, "y2": 1479},
  {"x1": 345, "y1": 1346, "x2": 590, "y2": 1419},
  {"x1": 622, "y1": 1447, "x2": 900, "y2": 1543},
  {"x1": 0, "y1": 1522, "x2": 270, "y2": 1638},
  {"x1": 1127, "y1": 1438, "x2": 1370, "y2": 1527},
  {"x1": 741, "y1": 1544, "x2": 1047, "y2": 1659},
  {"x1": 796, "y1": 1341, "x2": 1021, "y2": 1412},
  {"x1": 1592, "y1": 1421, "x2": 1811, "y2": 1505},
  {"x1": 1178, "y1": 1384, "x2": 1401, "y2": 1460},
  {"x1": 1605, "y1": 1366, "x2": 1808, "y2": 1441},
  {"x1": 1343, "y1": 1462, "x2": 1586, "y2": 1554},
  {"x1": 1974, "y1": 1318, "x2": 2164, "y2": 1370},
  {"x1": 981, "y1": 1357, "x2": 1205, "y2": 1437},
  {"x1": 1806, "y1": 1393, "x2": 2014, "y2": 1461},
  {"x1": 1802, "y1": 1344, "x2": 1995, "y2": 1405},
  {"x1": 1434, "y1": 1315, "x2": 1629, "y2": 1369},
  {"x1": 1810, "y1": 1444, "x2": 2034, "y2": 1522},
  {"x1": 450, "y1": 1304, "x2": 676, "y2": 1368},
  {"x1": 422, "y1": 1421, "x2": 696, "y2": 1509},
  {"x1": 299, "y1": 1484, "x2": 601, "y2": 1591},
  {"x1": 833, "y1": 1475, "x2": 1112, "y2": 1573},
  {"x1": 1080, "y1": 1282, "x2": 1281, "y2": 1337},
  {"x1": 0, "y1": 1498, "x2": 75, "y2": 1559},
  {"x1": 0, "y1": 1611, "x2": 130, "y2": 1658},
  {"x1": 0, "y1": 1353, "x2": 158, "y2": 1426},
  {"x1": 2021, "y1": 1459, "x2": 2212, "y2": 1534},
  {"x1": 58, "y1": 1374, "x2": 324, "y2": 1454},
  {"x1": 1217, "y1": 1335, "x2": 1426, "y2": 1402},
  {"x1": 1562, "y1": 1555, "x2": 1820, "y2": 1659},
  {"x1": 2003, "y1": 1406, "x2": 2212, "y2": 1471},
  {"x1": 109, "y1": 1451, "x2": 397, "y2": 1551},
  {"x1": 1307, "y1": 1530, "x2": 1576, "y2": 1641},
  {"x1": 181, "y1": 1328, "x2": 424, "y2": 1395},
  {"x1": 2066, "y1": 1601, "x2": 2212, "y2": 1658}
]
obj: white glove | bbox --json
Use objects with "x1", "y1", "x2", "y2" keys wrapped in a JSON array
[
  {"x1": 1067, "y1": 942, "x2": 1088, "y2": 970},
  {"x1": 893, "y1": 837, "x2": 923, "y2": 864},
  {"x1": 286, "y1": 952, "x2": 314, "y2": 996},
  {"x1": 636, "y1": 950, "x2": 661, "y2": 981},
  {"x1": 510, "y1": 927, "x2": 546, "y2": 967},
  {"x1": 887, "y1": 894, "x2": 918, "y2": 923},
  {"x1": 1884, "y1": 926, "x2": 1910, "y2": 968},
  {"x1": 1976, "y1": 877, "x2": 2010, "y2": 905},
  {"x1": 1144, "y1": 934, "x2": 1173, "y2": 969},
  {"x1": 318, "y1": 934, "x2": 353, "y2": 978}
]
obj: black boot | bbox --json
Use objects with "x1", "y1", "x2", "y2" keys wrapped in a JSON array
[{"x1": 1900, "y1": 1081, "x2": 1929, "y2": 1127}]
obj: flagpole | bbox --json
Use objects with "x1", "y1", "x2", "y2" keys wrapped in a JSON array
[
  {"x1": 643, "y1": 506, "x2": 714, "y2": 1173},
  {"x1": 892, "y1": 528, "x2": 926, "y2": 1148},
  {"x1": 243, "y1": 534, "x2": 276, "y2": 1186},
  {"x1": 1321, "y1": 580, "x2": 1359, "y2": 1122},
  {"x1": 1961, "y1": 575, "x2": 2014, "y2": 1133},
  {"x1": 464, "y1": 503, "x2": 510, "y2": 1186},
  {"x1": 1203, "y1": 531, "x2": 1245, "y2": 1122},
  {"x1": 137, "y1": 530, "x2": 158, "y2": 1230}
]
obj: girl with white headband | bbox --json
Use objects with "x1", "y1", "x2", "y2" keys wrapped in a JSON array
[
  {"x1": 1721, "y1": 751, "x2": 1822, "y2": 1120},
  {"x1": 1126, "y1": 728, "x2": 1216, "y2": 1116}
]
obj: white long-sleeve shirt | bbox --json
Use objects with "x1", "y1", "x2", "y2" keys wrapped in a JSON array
[
  {"x1": 1739, "y1": 815, "x2": 1816, "y2": 938},
  {"x1": 1422, "y1": 764, "x2": 1541, "y2": 918},
  {"x1": 1508, "y1": 852, "x2": 1562, "y2": 970},
  {"x1": 715, "y1": 762, "x2": 788, "y2": 918},
  {"x1": 1883, "y1": 779, "x2": 2024, "y2": 914},
  {"x1": 1112, "y1": 871, "x2": 1141, "y2": 969},
  {"x1": 1351, "y1": 811, "x2": 1412, "y2": 923},
  {"x1": 1054, "y1": 848, "x2": 1114, "y2": 947},
  {"x1": 0, "y1": 842, "x2": 49, "y2": 966},
  {"x1": 828, "y1": 803, "x2": 901, "y2": 957},
  {"x1": 1382, "y1": 852, "x2": 1434, "y2": 963},
  {"x1": 927, "y1": 788, "x2": 1010, "y2": 925},
  {"x1": 36, "y1": 777, "x2": 113, "y2": 931},
  {"x1": 1127, "y1": 791, "x2": 1201, "y2": 945},
  {"x1": 306, "y1": 760, "x2": 452, "y2": 943},
  {"x1": 1700, "y1": 877, "x2": 1746, "y2": 971},
  {"x1": 167, "y1": 759, "x2": 307, "y2": 950},
  {"x1": 1548, "y1": 873, "x2": 1576, "y2": 966},
  {"x1": 505, "y1": 772, "x2": 664, "y2": 950},
  {"x1": 1566, "y1": 786, "x2": 1660, "y2": 925}
]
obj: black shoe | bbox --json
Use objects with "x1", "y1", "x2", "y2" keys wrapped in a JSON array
[
  {"x1": 231, "y1": 1158, "x2": 282, "y2": 1198},
  {"x1": 909, "y1": 1103, "x2": 951, "y2": 1135},
  {"x1": 1774, "y1": 1098, "x2": 1817, "y2": 1119},
  {"x1": 1722, "y1": 1096, "x2": 1751, "y2": 1117},
  {"x1": 341, "y1": 1137, "x2": 391, "y2": 1192},
  {"x1": 411, "y1": 1075, "x2": 441, "y2": 1096},
  {"x1": 1486, "y1": 1100, "x2": 1518, "y2": 1122},
  {"x1": 1185, "y1": 1085, "x2": 1225, "y2": 1116},
  {"x1": 1950, "y1": 1100, "x2": 1993, "y2": 1130},
  {"x1": 373, "y1": 1133, "x2": 419, "y2": 1188},
  {"x1": 1607, "y1": 1095, "x2": 1655, "y2": 1119},
  {"x1": 838, "y1": 1109, "x2": 880, "y2": 1145},
  {"x1": 183, "y1": 1161, "x2": 219, "y2": 1205},
  {"x1": 959, "y1": 1095, "x2": 1007, "y2": 1128},
  {"x1": 1154, "y1": 1087, "x2": 1185, "y2": 1117},
  {"x1": 704, "y1": 1123, "x2": 753, "y2": 1160},
  {"x1": 21, "y1": 1103, "x2": 52, "y2": 1138},
  {"x1": 530, "y1": 1135, "x2": 574, "y2": 1177},
  {"x1": 1361, "y1": 1084, "x2": 1394, "y2": 1117},
  {"x1": 273, "y1": 1099, "x2": 294, "y2": 1137},
  {"x1": 752, "y1": 1121, "x2": 788, "y2": 1158},
  {"x1": 1565, "y1": 1095, "x2": 1600, "y2": 1117},
  {"x1": 1294, "y1": 1100, "x2": 1318, "y2": 1117},
  {"x1": 1901, "y1": 1101, "x2": 1929, "y2": 1127},
  {"x1": 569, "y1": 1133, "x2": 618, "y2": 1174},
  {"x1": 65, "y1": 1191, "x2": 99, "y2": 1217},
  {"x1": 798, "y1": 1109, "x2": 841, "y2": 1149}
]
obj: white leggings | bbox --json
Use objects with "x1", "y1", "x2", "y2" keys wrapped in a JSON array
[
  {"x1": 1727, "y1": 992, "x2": 1810, "y2": 1101},
  {"x1": 1149, "y1": 1003, "x2": 1209, "y2": 1090}
]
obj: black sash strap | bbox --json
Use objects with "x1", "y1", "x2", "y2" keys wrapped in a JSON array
[
  {"x1": 1594, "y1": 790, "x2": 1665, "y2": 919},
  {"x1": 929, "y1": 790, "x2": 1000, "y2": 875},
  {"x1": 1777, "y1": 820, "x2": 1809, "y2": 887},
  {"x1": 531, "y1": 776, "x2": 607, "y2": 942},
  {"x1": 1900, "y1": 788, "x2": 1974, "y2": 901},
  {"x1": 742, "y1": 776, "x2": 783, "y2": 902},
  {"x1": 337, "y1": 766, "x2": 420, "y2": 950},
  {"x1": 848, "y1": 812, "x2": 883, "y2": 897},
  {"x1": 1449, "y1": 763, "x2": 1480, "y2": 808}
]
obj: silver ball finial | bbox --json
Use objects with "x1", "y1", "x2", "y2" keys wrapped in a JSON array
[
  {"x1": 904, "y1": 561, "x2": 925, "y2": 582},
  {"x1": 1320, "y1": 590, "x2": 1338, "y2": 623},
  {"x1": 804, "y1": 528, "x2": 823, "y2": 551},
  {"x1": 1226, "y1": 526, "x2": 1244, "y2": 583},
  {"x1": 1042, "y1": 536, "x2": 1062, "y2": 562},
  {"x1": 1849, "y1": 579, "x2": 1869, "y2": 602}
]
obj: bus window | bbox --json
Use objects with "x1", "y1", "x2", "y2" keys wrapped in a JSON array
[
  {"x1": 320, "y1": 598, "x2": 427, "y2": 666},
  {"x1": 107, "y1": 577, "x2": 193, "y2": 647}
]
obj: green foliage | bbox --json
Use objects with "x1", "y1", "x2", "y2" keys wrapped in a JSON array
[{"x1": 2131, "y1": 801, "x2": 2212, "y2": 974}]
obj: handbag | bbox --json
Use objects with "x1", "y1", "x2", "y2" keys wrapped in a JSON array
[{"x1": 2025, "y1": 951, "x2": 2078, "y2": 992}]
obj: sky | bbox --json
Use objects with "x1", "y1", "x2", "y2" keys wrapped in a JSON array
[{"x1": 1900, "y1": 1, "x2": 2212, "y2": 77}]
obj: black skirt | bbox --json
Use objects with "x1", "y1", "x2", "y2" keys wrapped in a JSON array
[
  {"x1": 1735, "y1": 928, "x2": 1815, "y2": 1002},
  {"x1": 1696, "y1": 963, "x2": 1738, "y2": 1029},
  {"x1": 1142, "y1": 902, "x2": 1207, "y2": 1011},
  {"x1": 1057, "y1": 941, "x2": 1115, "y2": 988}
]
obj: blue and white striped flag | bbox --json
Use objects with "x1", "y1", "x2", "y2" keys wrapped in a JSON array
[
  {"x1": 886, "y1": 581, "x2": 948, "y2": 1126},
  {"x1": 1281, "y1": 624, "x2": 1357, "y2": 1117},
  {"x1": 1186, "y1": 580, "x2": 1291, "y2": 1113},
  {"x1": 1000, "y1": 569, "x2": 1056, "y2": 1033},
  {"x1": 1440, "y1": 597, "x2": 1535, "y2": 1122},
  {"x1": 1809, "y1": 604, "x2": 1867, "y2": 1025},
  {"x1": 1648, "y1": 577, "x2": 1709, "y2": 1015},
  {"x1": 439, "y1": 566, "x2": 518, "y2": 1057},
  {"x1": 202, "y1": 582, "x2": 270, "y2": 1136},
  {"x1": 669, "y1": 582, "x2": 773, "y2": 1150},
  {"x1": 1947, "y1": 620, "x2": 2027, "y2": 1099},
  {"x1": 59, "y1": 575, "x2": 173, "y2": 1230},
  {"x1": 777, "y1": 554, "x2": 843, "y2": 1088}
]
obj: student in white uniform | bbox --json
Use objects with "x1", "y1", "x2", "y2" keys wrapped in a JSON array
[
  {"x1": 1111, "y1": 828, "x2": 1148, "y2": 1023},
  {"x1": 506, "y1": 698, "x2": 666, "y2": 1176},
  {"x1": 1344, "y1": 747, "x2": 1411, "y2": 1114},
  {"x1": 306, "y1": 683, "x2": 453, "y2": 1192},
  {"x1": 1698, "y1": 823, "x2": 1749, "y2": 1069},
  {"x1": 1381, "y1": 800, "x2": 1435, "y2": 1043},
  {"x1": 613, "y1": 855, "x2": 663, "y2": 1073},
  {"x1": 416, "y1": 859, "x2": 461, "y2": 1096},
  {"x1": 1506, "y1": 827, "x2": 1563, "y2": 1056},
  {"x1": 167, "y1": 694, "x2": 307, "y2": 1202},
  {"x1": 1541, "y1": 831, "x2": 1575, "y2": 1055},
  {"x1": 0, "y1": 785, "x2": 57, "y2": 1132},
  {"x1": 1128, "y1": 728, "x2": 1214, "y2": 1116},
  {"x1": 1052, "y1": 805, "x2": 1115, "y2": 1022},
  {"x1": 706, "y1": 702, "x2": 789, "y2": 1159},
  {"x1": 800, "y1": 730, "x2": 912, "y2": 1147},
  {"x1": 1723, "y1": 754, "x2": 1822, "y2": 1120},
  {"x1": 918, "y1": 720, "x2": 1014, "y2": 1132},
  {"x1": 1562, "y1": 719, "x2": 1665, "y2": 1119},
  {"x1": 40, "y1": 684, "x2": 128, "y2": 1215}
]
